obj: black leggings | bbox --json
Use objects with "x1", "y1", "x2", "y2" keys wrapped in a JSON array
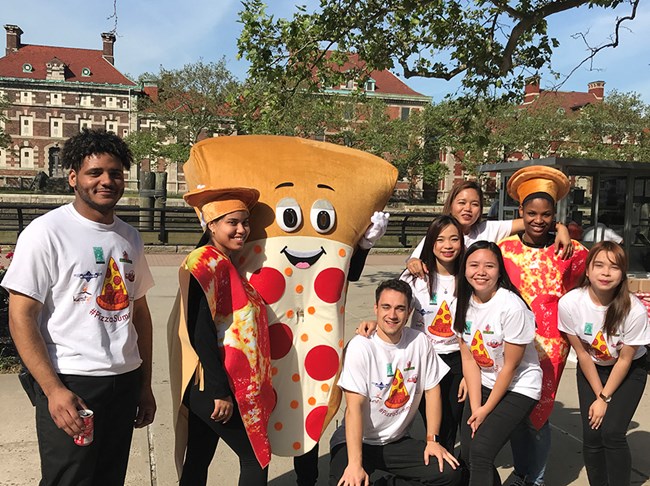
[
  {"x1": 180, "y1": 383, "x2": 268, "y2": 486},
  {"x1": 577, "y1": 356, "x2": 647, "y2": 486},
  {"x1": 419, "y1": 351, "x2": 465, "y2": 453},
  {"x1": 460, "y1": 386, "x2": 537, "y2": 486}
]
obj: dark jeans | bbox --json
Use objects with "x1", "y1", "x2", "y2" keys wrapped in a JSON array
[
  {"x1": 32, "y1": 368, "x2": 142, "y2": 486},
  {"x1": 419, "y1": 351, "x2": 464, "y2": 454},
  {"x1": 329, "y1": 436, "x2": 461, "y2": 486},
  {"x1": 180, "y1": 382, "x2": 268, "y2": 486},
  {"x1": 460, "y1": 386, "x2": 537, "y2": 486},
  {"x1": 294, "y1": 442, "x2": 319, "y2": 486},
  {"x1": 577, "y1": 356, "x2": 647, "y2": 486}
]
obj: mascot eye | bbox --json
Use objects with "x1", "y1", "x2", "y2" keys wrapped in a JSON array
[
  {"x1": 310, "y1": 199, "x2": 336, "y2": 234},
  {"x1": 275, "y1": 197, "x2": 303, "y2": 232}
]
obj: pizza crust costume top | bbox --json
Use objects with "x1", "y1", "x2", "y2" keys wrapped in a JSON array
[
  {"x1": 183, "y1": 135, "x2": 398, "y2": 456},
  {"x1": 168, "y1": 186, "x2": 275, "y2": 472},
  {"x1": 502, "y1": 165, "x2": 586, "y2": 429}
]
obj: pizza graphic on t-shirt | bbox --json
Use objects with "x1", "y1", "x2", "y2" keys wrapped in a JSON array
[
  {"x1": 96, "y1": 257, "x2": 129, "y2": 311},
  {"x1": 384, "y1": 368, "x2": 410, "y2": 409},
  {"x1": 428, "y1": 301, "x2": 455, "y2": 337},
  {"x1": 590, "y1": 331, "x2": 614, "y2": 361},
  {"x1": 470, "y1": 330, "x2": 494, "y2": 368}
]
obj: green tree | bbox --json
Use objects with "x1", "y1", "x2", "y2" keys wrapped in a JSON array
[
  {"x1": 0, "y1": 93, "x2": 11, "y2": 149},
  {"x1": 238, "y1": 0, "x2": 639, "y2": 100}
]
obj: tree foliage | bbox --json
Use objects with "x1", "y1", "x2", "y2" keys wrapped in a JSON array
[
  {"x1": 0, "y1": 93, "x2": 11, "y2": 149},
  {"x1": 238, "y1": 0, "x2": 638, "y2": 99}
]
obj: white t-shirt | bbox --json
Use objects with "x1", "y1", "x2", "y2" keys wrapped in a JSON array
[
  {"x1": 459, "y1": 287, "x2": 542, "y2": 400},
  {"x1": 582, "y1": 224, "x2": 623, "y2": 244},
  {"x1": 558, "y1": 287, "x2": 650, "y2": 365},
  {"x1": 1, "y1": 204, "x2": 154, "y2": 376},
  {"x1": 410, "y1": 219, "x2": 513, "y2": 259},
  {"x1": 401, "y1": 272, "x2": 459, "y2": 354},
  {"x1": 331, "y1": 327, "x2": 449, "y2": 447}
]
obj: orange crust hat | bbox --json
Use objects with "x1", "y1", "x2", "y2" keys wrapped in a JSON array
[
  {"x1": 184, "y1": 187, "x2": 259, "y2": 224},
  {"x1": 507, "y1": 165, "x2": 570, "y2": 204}
]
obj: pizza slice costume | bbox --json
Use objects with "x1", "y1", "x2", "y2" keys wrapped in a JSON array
[
  {"x1": 168, "y1": 187, "x2": 275, "y2": 473},
  {"x1": 499, "y1": 166, "x2": 588, "y2": 429},
  {"x1": 183, "y1": 135, "x2": 397, "y2": 456}
]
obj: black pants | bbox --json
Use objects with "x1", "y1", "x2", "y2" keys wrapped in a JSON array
[
  {"x1": 294, "y1": 442, "x2": 319, "y2": 486},
  {"x1": 180, "y1": 382, "x2": 268, "y2": 486},
  {"x1": 32, "y1": 368, "x2": 141, "y2": 486},
  {"x1": 577, "y1": 356, "x2": 647, "y2": 486},
  {"x1": 329, "y1": 436, "x2": 461, "y2": 486},
  {"x1": 419, "y1": 351, "x2": 464, "y2": 453},
  {"x1": 460, "y1": 386, "x2": 537, "y2": 486}
]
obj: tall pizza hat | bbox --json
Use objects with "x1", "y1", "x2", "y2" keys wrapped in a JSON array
[
  {"x1": 507, "y1": 165, "x2": 570, "y2": 204},
  {"x1": 183, "y1": 186, "x2": 259, "y2": 227}
]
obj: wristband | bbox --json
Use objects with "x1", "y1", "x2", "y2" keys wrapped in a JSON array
[
  {"x1": 426, "y1": 434, "x2": 440, "y2": 443},
  {"x1": 599, "y1": 392, "x2": 612, "y2": 403}
]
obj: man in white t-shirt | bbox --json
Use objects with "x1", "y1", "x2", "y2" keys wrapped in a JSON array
[
  {"x1": 329, "y1": 279, "x2": 461, "y2": 486},
  {"x1": 1, "y1": 129, "x2": 155, "y2": 486}
]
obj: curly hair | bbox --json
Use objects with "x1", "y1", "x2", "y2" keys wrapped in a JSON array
[
  {"x1": 375, "y1": 278, "x2": 413, "y2": 307},
  {"x1": 61, "y1": 128, "x2": 133, "y2": 172}
]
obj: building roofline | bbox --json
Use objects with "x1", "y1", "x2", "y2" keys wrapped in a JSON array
[{"x1": 0, "y1": 76, "x2": 139, "y2": 90}]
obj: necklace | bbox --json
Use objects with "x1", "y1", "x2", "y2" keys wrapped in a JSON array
[{"x1": 430, "y1": 282, "x2": 451, "y2": 305}]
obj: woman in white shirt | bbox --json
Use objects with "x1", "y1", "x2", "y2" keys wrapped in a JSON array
[
  {"x1": 454, "y1": 241, "x2": 542, "y2": 486},
  {"x1": 558, "y1": 241, "x2": 650, "y2": 486}
]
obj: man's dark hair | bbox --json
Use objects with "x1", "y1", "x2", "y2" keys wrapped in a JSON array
[
  {"x1": 61, "y1": 128, "x2": 134, "y2": 172},
  {"x1": 375, "y1": 279, "x2": 413, "y2": 306}
]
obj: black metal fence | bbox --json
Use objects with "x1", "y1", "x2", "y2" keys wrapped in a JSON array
[{"x1": 0, "y1": 203, "x2": 439, "y2": 248}]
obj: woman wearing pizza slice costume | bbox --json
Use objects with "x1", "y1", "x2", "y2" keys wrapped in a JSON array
[
  {"x1": 558, "y1": 241, "x2": 650, "y2": 486},
  {"x1": 498, "y1": 166, "x2": 588, "y2": 486},
  {"x1": 168, "y1": 186, "x2": 275, "y2": 485},
  {"x1": 406, "y1": 180, "x2": 574, "y2": 279},
  {"x1": 454, "y1": 241, "x2": 542, "y2": 486}
]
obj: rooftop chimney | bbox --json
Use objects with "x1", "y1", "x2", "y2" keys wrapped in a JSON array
[
  {"x1": 523, "y1": 75, "x2": 541, "y2": 104},
  {"x1": 101, "y1": 32, "x2": 115, "y2": 65},
  {"x1": 4, "y1": 24, "x2": 23, "y2": 55},
  {"x1": 588, "y1": 81, "x2": 605, "y2": 100}
]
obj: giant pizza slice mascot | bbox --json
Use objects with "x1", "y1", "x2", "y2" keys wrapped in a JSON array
[
  {"x1": 176, "y1": 135, "x2": 397, "y2": 476},
  {"x1": 497, "y1": 165, "x2": 588, "y2": 486}
]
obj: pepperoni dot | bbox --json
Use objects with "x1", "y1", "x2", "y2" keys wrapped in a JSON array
[
  {"x1": 301, "y1": 333, "x2": 309, "y2": 342},
  {"x1": 340, "y1": 306, "x2": 345, "y2": 314},
  {"x1": 292, "y1": 373, "x2": 300, "y2": 382},
  {"x1": 284, "y1": 267, "x2": 293, "y2": 277},
  {"x1": 314, "y1": 268, "x2": 345, "y2": 303},
  {"x1": 290, "y1": 400, "x2": 299, "y2": 409},
  {"x1": 324, "y1": 323, "x2": 333, "y2": 332},
  {"x1": 254, "y1": 245, "x2": 262, "y2": 254},
  {"x1": 305, "y1": 406, "x2": 328, "y2": 441},
  {"x1": 286, "y1": 310, "x2": 294, "y2": 319},
  {"x1": 238, "y1": 256, "x2": 246, "y2": 265},
  {"x1": 308, "y1": 396, "x2": 316, "y2": 406},
  {"x1": 269, "y1": 323, "x2": 293, "y2": 360},
  {"x1": 600, "y1": 345, "x2": 607, "y2": 352},
  {"x1": 338, "y1": 339, "x2": 344, "y2": 348},
  {"x1": 296, "y1": 285, "x2": 304, "y2": 294},
  {"x1": 305, "y1": 345, "x2": 339, "y2": 381},
  {"x1": 338, "y1": 248, "x2": 346, "y2": 257},
  {"x1": 274, "y1": 422, "x2": 283, "y2": 431},
  {"x1": 249, "y1": 267, "x2": 286, "y2": 304},
  {"x1": 307, "y1": 306, "x2": 316, "y2": 315},
  {"x1": 271, "y1": 367, "x2": 278, "y2": 376},
  {"x1": 293, "y1": 442, "x2": 301, "y2": 451},
  {"x1": 321, "y1": 383, "x2": 330, "y2": 392}
]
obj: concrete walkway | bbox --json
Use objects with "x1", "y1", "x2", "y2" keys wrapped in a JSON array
[{"x1": 1, "y1": 253, "x2": 649, "y2": 485}]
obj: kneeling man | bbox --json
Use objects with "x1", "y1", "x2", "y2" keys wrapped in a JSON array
[{"x1": 330, "y1": 279, "x2": 461, "y2": 486}]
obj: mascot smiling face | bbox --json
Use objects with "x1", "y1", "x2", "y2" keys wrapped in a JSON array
[{"x1": 184, "y1": 135, "x2": 397, "y2": 456}]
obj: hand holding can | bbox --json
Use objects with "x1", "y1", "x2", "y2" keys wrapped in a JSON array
[{"x1": 74, "y1": 409, "x2": 94, "y2": 446}]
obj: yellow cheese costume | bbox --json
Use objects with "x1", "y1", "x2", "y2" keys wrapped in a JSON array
[{"x1": 183, "y1": 135, "x2": 397, "y2": 456}]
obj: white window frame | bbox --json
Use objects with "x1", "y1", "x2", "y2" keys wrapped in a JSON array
[
  {"x1": 106, "y1": 120, "x2": 117, "y2": 133},
  {"x1": 50, "y1": 92, "x2": 62, "y2": 106},
  {"x1": 21, "y1": 147, "x2": 34, "y2": 168},
  {"x1": 79, "y1": 119, "x2": 92, "y2": 131},
  {"x1": 20, "y1": 116, "x2": 33, "y2": 136},
  {"x1": 80, "y1": 95, "x2": 92, "y2": 107},
  {"x1": 50, "y1": 117, "x2": 63, "y2": 138},
  {"x1": 20, "y1": 91, "x2": 32, "y2": 104},
  {"x1": 106, "y1": 96, "x2": 117, "y2": 108}
]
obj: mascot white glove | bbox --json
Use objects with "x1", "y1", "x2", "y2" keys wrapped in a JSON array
[{"x1": 358, "y1": 211, "x2": 390, "y2": 249}]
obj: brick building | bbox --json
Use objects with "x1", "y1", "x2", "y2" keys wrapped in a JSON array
[{"x1": 0, "y1": 24, "x2": 142, "y2": 188}]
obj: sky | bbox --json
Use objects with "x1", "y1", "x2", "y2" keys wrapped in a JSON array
[{"x1": 2, "y1": 0, "x2": 649, "y2": 102}]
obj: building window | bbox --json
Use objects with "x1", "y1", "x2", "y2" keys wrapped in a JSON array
[
  {"x1": 20, "y1": 91, "x2": 32, "y2": 104},
  {"x1": 22, "y1": 63, "x2": 33, "y2": 73},
  {"x1": 20, "y1": 116, "x2": 33, "y2": 136},
  {"x1": 21, "y1": 147, "x2": 34, "y2": 168},
  {"x1": 50, "y1": 93, "x2": 62, "y2": 106},
  {"x1": 50, "y1": 117, "x2": 63, "y2": 138},
  {"x1": 80, "y1": 95, "x2": 92, "y2": 107},
  {"x1": 122, "y1": 99, "x2": 129, "y2": 109},
  {"x1": 106, "y1": 120, "x2": 117, "y2": 133},
  {"x1": 400, "y1": 107, "x2": 411, "y2": 121},
  {"x1": 122, "y1": 128, "x2": 129, "y2": 137},
  {"x1": 106, "y1": 96, "x2": 117, "y2": 108},
  {"x1": 365, "y1": 79, "x2": 376, "y2": 92},
  {"x1": 81, "y1": 67, "x2": 91, "y2": 77},
  {"x1": 0, "y1": 148, "x2": 6, "y2": 168},
  {"x1": 79, "y1": 119, "x2": 92, "y2": 131},
  {"x1": 345, "y1": 80, "x2": 355, "y2": 90}
]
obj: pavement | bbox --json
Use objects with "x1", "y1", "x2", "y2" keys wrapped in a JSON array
[{"x1": 1, "y1": 253, "x2": 649, "y2": 486}]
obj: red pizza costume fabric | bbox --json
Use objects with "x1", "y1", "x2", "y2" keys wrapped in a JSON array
[
  {"x1": 168, "y1": 245, "x2": 274, "y2": 470},
  {"x1": 498, "y1": 236, "x2": 587, "y2": 429},
  {"x1": 183, "y1": 135, "x2": 397, "y2": 456}
]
